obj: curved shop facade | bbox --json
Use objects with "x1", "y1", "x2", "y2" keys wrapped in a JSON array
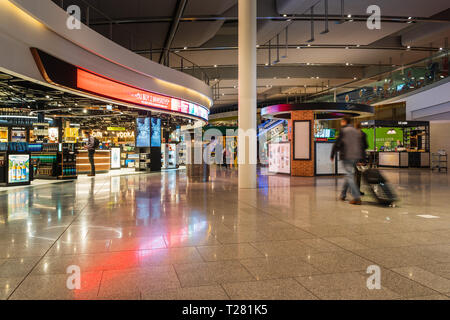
[{"x1": 0, "y1": 0, "x2": 212, "y2": 122}]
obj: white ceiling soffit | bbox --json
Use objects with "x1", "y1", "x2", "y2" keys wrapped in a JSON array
[
  {"x1": 260, "y1": 0, "x2": 450, "y2": 45},
  {"x1": 173, "y1": 21, "x2": 225, "y2": 48},
  {"x1": 178, "y1": 48, "x2": 428, "y2": 66},
  {"x1": 402, "y1": 23, "x2": 450, "y2": 47},
  {"x1": 173, "y1": 0, "x2": 237, "y2": 48},
  {"x1": 277, "y1": 0, "x2": 450, "y2": 17},
  {"x1": 259, "y1": 20, "x2": 406, "y2": 46}
]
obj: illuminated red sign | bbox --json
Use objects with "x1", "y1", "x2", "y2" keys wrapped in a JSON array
[{"x1": 76, "y1": 69, "x2": 208, "y2": 121}]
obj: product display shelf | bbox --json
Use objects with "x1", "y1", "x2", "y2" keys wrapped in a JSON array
[
  {"x1": 31, "y1": 151, "x2": 58, "y2": 180},
  {"x1": 59, "y1": 149, "x2": 77, "y2": 180}
]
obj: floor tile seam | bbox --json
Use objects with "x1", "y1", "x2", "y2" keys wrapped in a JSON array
[
  {"x1": 218, "y1": 283, "x2": 232, "y2": 300},
  {"x1": 328, "y1": 247, "x2": 449, "y2": 295},
  {"x1": 218, "y1": 276, "x2": 322, "y2": 300},
  {"x1": 96, "y1": 270, "x2": 105, "y2": 298},
  {"x1": 6, "y1": 178, "x2": 110, "y2": 300},
  {"x1": 388, "y1": 266, "x2": 450, "y2": 295},
  {"x1": 232, "y1": 199, "x2": 320, "y2": 240}
]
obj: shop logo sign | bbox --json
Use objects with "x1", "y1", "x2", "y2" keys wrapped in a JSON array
[
  {"x1": 367, "y1": 5, "x2": 381, "y2": 30},
  {"x1": 366, "y1": 265, "x2": 381, "y2": 289},
  {"x1": 66, "y1": 265, "x2": 81, "y2": 290},
  {"x1": 67, "y1": 5, "x2": 81, "y2": 30}
]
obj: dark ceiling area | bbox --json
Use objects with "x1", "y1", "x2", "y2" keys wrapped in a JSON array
[{"x1": 50, "y1": 0, "x2": 450, "y2": 108}]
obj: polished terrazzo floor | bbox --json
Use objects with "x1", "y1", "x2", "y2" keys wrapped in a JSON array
[{"x1": 1, "y1": 167, "x2": 450, "y2": 300}]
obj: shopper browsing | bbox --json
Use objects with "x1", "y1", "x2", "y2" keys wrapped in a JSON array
[
  {"x1": 84, "y1": 130, "x2": 98, "y2": 177},
  {"x1": 331, "y1": 118, "x2": 363, "y2": 205}
]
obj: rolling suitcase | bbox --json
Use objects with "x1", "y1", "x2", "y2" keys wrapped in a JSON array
[{"x1": 360, "y1": 166, "x2": 397, "y2": 206}]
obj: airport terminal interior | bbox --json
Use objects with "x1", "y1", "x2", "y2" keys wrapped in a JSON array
[{"x1": 0, "y1": 0, "x2": 450, "y2": 301}]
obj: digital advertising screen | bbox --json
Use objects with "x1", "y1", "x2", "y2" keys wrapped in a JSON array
[
  {"x1": 136, "y1": 118, "x2": 151, "y2": 147},
  {"x1": 8, "y1": 154, "x2": 30, "y2": 184},
  {"x1": 111, "y1": 147, "x2": 121, "y2": 169},
  {"x1": 151, "y1": 118, "x2": 162, "y2": 147}
]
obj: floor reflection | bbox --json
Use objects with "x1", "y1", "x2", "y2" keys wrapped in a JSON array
[{"x1": 1, "y1": 168, "x2": 450, "y2": 300}]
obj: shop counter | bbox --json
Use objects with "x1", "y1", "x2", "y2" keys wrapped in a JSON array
[
  {"x1": 378, "y1": 152, "x2": 429, "y2": 168},
  {"x1": 76, "y1": 150, "x2": 110, "y2": 174}
]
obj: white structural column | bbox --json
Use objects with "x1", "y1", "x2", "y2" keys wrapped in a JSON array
[{"x1": 238, "y1": 0, "x2": 257, "y2": 189}]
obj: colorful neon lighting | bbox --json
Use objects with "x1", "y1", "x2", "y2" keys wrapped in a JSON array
[{"x1": 76, "y1": 69, "x2": 209, "y2": 121}]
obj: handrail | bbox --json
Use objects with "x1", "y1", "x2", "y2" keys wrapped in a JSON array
[{"x1": 306, "y1": 49, "x2": 449, "y2": 105}]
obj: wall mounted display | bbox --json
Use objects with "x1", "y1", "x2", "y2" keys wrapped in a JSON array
[
  {"x1": 268, "y1": 142, "x2": 291, "y2": 174},
  {"x1": 293, "y1": 120, "x2": 311, "y2": 160},
  {"x1": 151, "y1": 118, "x2": 161, "y2": 148},
  {"x1": 136, "y1": 118, "x2": 151, "y2": 148}
]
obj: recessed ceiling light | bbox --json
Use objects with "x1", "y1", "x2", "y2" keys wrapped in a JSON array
[
  {"x1": 214, "y1": 65, "x2": 217, "y2": 67},
  {"x1": 307, "y1": 44, "x2": 311, "y2": 47},
  {"x1": 183, "y1": 47, "x2": 188, "y2": 50},
  {"x1": 347, "y1": 14, "x2": 352, "y2": 18},
  {"x1": 356, "y1": 44, "x2": 360, "y2": 47},
  {"x1": 296, "y1": 46, "x2": 301, "y2": 49},
  {"x1": 283, "y1": 14, "x2": 287, "y2": 17},
  {"x1": 345, "y1": 62, "x2": 349, "y2": 66}
]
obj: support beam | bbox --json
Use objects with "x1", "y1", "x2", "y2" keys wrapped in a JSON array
[
  {"x1": 159, "y1": 0, "x2": 188, "y2": 64},
  {"x1": 238, "y1": 0, "x2": 257, "y2": 189}
]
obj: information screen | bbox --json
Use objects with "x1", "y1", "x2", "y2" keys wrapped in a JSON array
[
  {"x1": 8, "y1": 154, "x2": 30, "y2": 184},
  {"x1": 136, "y1": 118, "x2": 151, "y2": 147},
  {"x1": 151, "y1": 118, "x2": 161, "y2": 147}
]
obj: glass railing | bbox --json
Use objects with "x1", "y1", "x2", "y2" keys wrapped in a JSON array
[{"x1": 309, "y1": 50, "x2": 449, "y2": 105}]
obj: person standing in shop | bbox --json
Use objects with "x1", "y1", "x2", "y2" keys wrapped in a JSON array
[
  {"x1": 84, "y1": 130, "x2": 97, "y2": 177},
  {"x1": 331, "y1": 118, "x2": 363, "y2": 205}
]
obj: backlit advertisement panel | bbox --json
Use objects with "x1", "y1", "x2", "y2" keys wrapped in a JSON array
[
  {"x1": 151, "y1": 118, "x2": 161, "y2": 148},
  {"x1": 136, "y1": 118, "x2": 151, "y2": 147},
  {"x1": 8, "y1": 154, "x2": 30, "y2": 184},
  {"x1": 76, "y1": 69, "x2": 208, "y2": 121},
  {"x1": 111, "y1": 147, "x2": 121, "y2": 169}
]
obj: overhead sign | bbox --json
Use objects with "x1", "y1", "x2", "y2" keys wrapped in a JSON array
[
  {"x1": 107, "y1": 127, "x2": 126, "y2": 131},
  {"x1": 77, "y1": 69, "x2": 209, "y2": 121},
  {"x1": 30, "y1": 48, "x2": 209, "y2": 122}
]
